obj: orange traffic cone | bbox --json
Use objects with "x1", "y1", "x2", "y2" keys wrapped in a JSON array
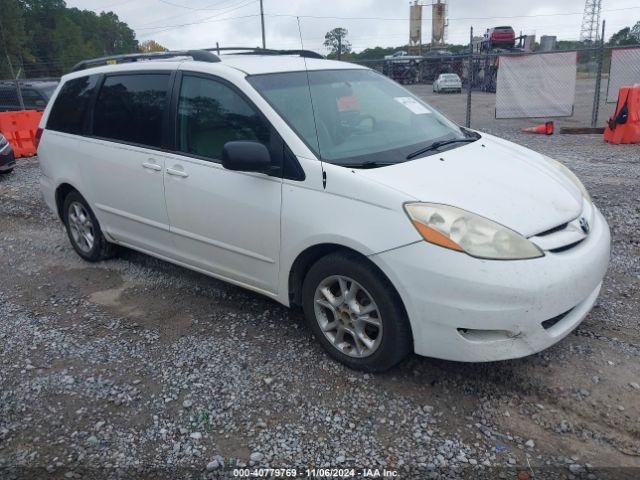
[{"x1": 521, "y1": 121, "x2": 554, "y2": 135}]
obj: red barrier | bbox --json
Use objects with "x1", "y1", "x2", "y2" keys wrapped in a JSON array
[
  {"x1": 0, "y1": 110, "x2": 44, "y2": 158},
  {"x1": 604, "y1": 85, "x2": 640, "y2": 144}
]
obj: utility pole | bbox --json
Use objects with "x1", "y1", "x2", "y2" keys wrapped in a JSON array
[
  {"x1": 591, "y1": 20, "x2": 606, "y2": 127},
  {"x1": 260, "y1": 0, "x2": 266, "y2": 49},
  {"x1": 465, "y1": 26, "x2": 473, "y2": 128},
  {"x1": 338, "y1": 34, "x2": 342, "y2": 60}
]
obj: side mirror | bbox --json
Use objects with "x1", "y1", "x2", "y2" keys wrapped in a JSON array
[{"x1": 222, "y1": 141, "x2": 271, "y2": 173}]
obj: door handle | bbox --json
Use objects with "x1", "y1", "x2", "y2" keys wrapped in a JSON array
[
  {"x1": 142, "y1": 161, "x2": 162, "y2": 171},
  {"x1": 166, "y1": 167, "x2": 189, "y2": 178}
]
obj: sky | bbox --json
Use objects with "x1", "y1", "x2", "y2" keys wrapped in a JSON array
[{"x1": 66, "y1": 0, "x2": 640, "y2": 53}]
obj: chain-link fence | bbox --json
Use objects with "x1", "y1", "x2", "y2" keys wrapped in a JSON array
[
  {"x1": 1, "y1": 49, "x2": 59, "y2": 112},
  {"x1": 353, "y1": 43, "x2": 640, "y2": 131},
  {"x1": 0, "y1": 78, "x2": 59, "y2": 112},
  {"x1": 606, "y1": 45, "x2": 640, "y2": 103}
]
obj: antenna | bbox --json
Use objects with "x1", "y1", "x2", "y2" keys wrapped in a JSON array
[{"x1": 296, "y1": 16, "x2": 326, "y2": 189}]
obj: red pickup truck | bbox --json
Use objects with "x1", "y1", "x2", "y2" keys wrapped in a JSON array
[{"x1": 484, "y1": 26, "x2": 516, "y2": 50}]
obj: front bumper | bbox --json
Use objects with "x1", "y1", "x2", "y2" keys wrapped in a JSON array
[
  {"x1": 0, "y1": 143, "x2": 15, "y2": 171},
  {"x1": 371, "y1": 206, "x2": 611, "y2": 362}
]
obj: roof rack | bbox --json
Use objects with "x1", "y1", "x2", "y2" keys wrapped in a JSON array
[
  {"x1": 208, "y1": 47, "x2": 324, "y2": 59},
  {"x1": 71, "y1": 50, "x2": 221, "y2": 72}
]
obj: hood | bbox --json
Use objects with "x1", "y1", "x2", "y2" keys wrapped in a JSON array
[{"x1": 357, "y1": 133, "x2": 583, "y2": 237}]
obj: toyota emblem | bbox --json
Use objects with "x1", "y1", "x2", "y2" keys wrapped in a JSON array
[{"x1": 579, "y1": 217, "x2": 590, "y2": 234}]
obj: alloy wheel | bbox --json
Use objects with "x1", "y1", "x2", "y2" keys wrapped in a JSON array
[
  {"x1": 313, "y1": 275, "x2": 383, "y2": 358},
  {"x1": 67, "y1": 201, "x2": 95, "y2": 253}
]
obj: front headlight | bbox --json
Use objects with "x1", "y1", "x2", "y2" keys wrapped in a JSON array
[
  {"x1": 543, "y1": 156, "x2": 591, "y2": 204},
  {"x1": 404, "y1": 203, "x2": 544, "y2": 260}
]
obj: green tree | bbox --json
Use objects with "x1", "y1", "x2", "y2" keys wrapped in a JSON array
[
  {"x1": 1, "y1": 0, "x2": 138, "y2": 78},
  {"x1": 608, "y1": 22, "x2": 640, "y2": 46},
  {"x1": 324, "y1": 27, "x2": 351, "y2": 59},
  {"x1": 139, "y1": 40, "x2": 168, "y2": 53},
  {"x1": 0, "y1": 0, "x2": 28, "y2": 78}
]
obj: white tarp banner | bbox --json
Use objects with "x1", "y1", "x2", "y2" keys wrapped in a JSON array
[
  {"x1": 607, "y1": 48, "x2": 640, "y2": 103},
  {"x1": 496, "y1": 52, "x2": 577, "y2": 118}
]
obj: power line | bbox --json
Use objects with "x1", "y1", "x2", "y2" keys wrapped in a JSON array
[
  {"x1": 136, "y1": 0, "x2": 247, "y2": 28},
  {"x1": 155, "y1": 0, "x2": 204, "y2": 9},
  {"x1": 266, "y1": 5, "x2": 640, "y2": 22},
  {"x1": 137, "y1": 14, "x2": 260, "y2": 38},
  {"x1": 131, "y1": 5, "x2": 640, "y2": 34},
  {"x1": 135, "y1": 0, "x2": 258, "y2": 30},
  {"x1": 94, "y1": 0, "x2": 133, "y2": 10},
  {"x1": 154, "y1": 0, "x2": 247, "y2": 11}
]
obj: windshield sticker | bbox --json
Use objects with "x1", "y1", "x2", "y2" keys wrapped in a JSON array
[
  {"x1": 394, "y1": 97, "x2": 432, "y2": 115},
  {"x1": 337, "y1": 95, "x2": 359, "y2": 112}
]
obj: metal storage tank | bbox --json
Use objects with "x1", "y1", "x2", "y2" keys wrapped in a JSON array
[
  {"x1": 432, "y1": 0, "x2": 447, "y2": 46},
  {"x1": 540, "y1": 35, "x2": 557, "y2": 52},
  {"x1": 409, "y1": 2, "x2": 423, "y2": 54}
]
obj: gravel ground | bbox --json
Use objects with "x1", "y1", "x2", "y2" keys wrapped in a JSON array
[{"x1": 1, "y1": 87, "x2": 639, "y2": 480}]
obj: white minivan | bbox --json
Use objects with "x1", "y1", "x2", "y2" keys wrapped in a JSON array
[{"x1": 38, "y1": 49, "x2": 610, "y2": 371}]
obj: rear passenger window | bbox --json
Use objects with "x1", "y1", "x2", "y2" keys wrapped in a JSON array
[
  {"x1": 48, "y1": 76, "x2": 98, "y2": 134},
  {"x1": 92, "y1": 74, "x2": 170, "y2": 149},
  {"x1": 177, "y1": 75, "x2": 270, "y2": 161}
]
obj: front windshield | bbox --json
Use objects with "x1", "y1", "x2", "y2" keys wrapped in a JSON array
[{"x1": 248, "y1": 69, "x2": 466, "y2": 166}]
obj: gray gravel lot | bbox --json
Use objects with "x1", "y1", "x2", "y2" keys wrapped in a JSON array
[{"x1": 0, "y1": 84, "x2": 639, "y2": 479}]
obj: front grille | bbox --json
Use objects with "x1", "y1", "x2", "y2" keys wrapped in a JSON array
[
  {"x1": 536, "y1": 222, "x2": 569, "y2": 237},
  {"x1": 541, "y1": 309, "x2": 573, "y2": 330},
  {"x1": 549, "y1": 239, "x2": 584, "y2": 253}
]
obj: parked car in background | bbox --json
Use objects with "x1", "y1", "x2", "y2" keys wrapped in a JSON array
[
  {"x1": 0, "y1": 80, "x2": 59, "y2": 112},
  {"x1": 38, "y1": 50, "x2": 610, "y2": 372},
  {"x1": 433, "y1": 73, "x2": 462, "y2": 93},
  {"x1": 0, "y1": 133, "x2": 15, "y2": 174}
]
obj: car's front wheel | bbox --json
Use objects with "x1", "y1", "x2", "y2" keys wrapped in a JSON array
[
  {"x1": 63, "y1": 191, "x2": 115, "y2": 262},
  {"x1": 302, "y1": 252, "x2": 412, "y2": 372}
]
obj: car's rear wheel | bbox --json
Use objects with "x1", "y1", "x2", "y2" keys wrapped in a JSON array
[
  {"x1": 63, "y1": 191, "x2": 115, "y2": 262},
  {"x1": 302, "y1": 252, "x2": 412, "y2": 372}
]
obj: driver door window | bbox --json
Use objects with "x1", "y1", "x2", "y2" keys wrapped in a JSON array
[{"x1": 177, "y1": 75, "x2": 270, "y2": 161}]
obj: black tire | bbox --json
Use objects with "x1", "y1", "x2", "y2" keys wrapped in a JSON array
[
  {"x1": 302, "y1": 252, "x2": 412, "y2": 372},
  {"x1": 0, "y1": 168, "x2": 13, "y2": 175},
  {"x1": 62, "y1": 191, "x2": 115, "y2": 262}
]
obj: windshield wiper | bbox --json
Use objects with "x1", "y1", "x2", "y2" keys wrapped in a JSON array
[
  {"x1": 349, "y1": 161, "x2": 400, "y2": 169},
  {"x1": 406, "y1": 138, "x2": 477, "y2": 160}
]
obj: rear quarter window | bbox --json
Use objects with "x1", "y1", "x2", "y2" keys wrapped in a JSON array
[
  {"x1": 47, "y1": 76, "x2": 99, "y2": 135},
  {"x1": 47, "y1": 75, "x2": 98, "y2": 135}
]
